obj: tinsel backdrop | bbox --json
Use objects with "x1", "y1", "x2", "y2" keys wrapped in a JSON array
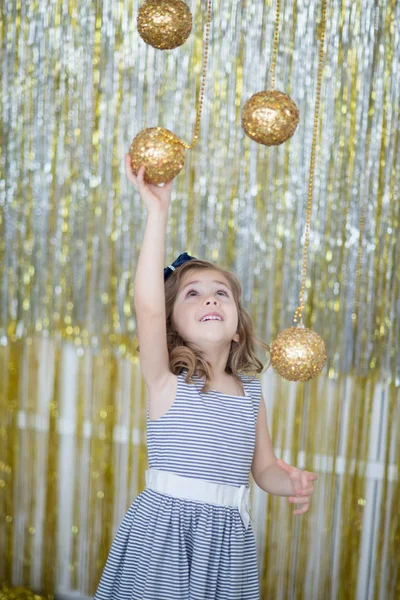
[{"x1": 0, "y1": 0, "x2": 399, "y2": 599}]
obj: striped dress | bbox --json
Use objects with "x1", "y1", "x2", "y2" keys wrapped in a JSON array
[{"x1": 94, "y1": 369, "x2": 261, "y2": 600}]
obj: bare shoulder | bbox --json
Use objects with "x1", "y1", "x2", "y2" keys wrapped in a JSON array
[{"x1": 146, "y1": 370, "x2": 179, "y2": 421}]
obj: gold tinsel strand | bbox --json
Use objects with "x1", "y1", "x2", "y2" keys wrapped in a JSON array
[
  {"x1": 0, "y1": 585, "x2": 51, "y2": 600},
  {"x1": 0, "y1": 1, "x2": 399, "y2": 598}
]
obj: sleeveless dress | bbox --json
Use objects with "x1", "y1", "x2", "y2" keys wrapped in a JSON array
[{"x1": 94, "y1": 369, "x2": 262, "y2": 600}]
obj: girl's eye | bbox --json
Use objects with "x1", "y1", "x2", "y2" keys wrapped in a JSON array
[{"x1": 185, "y1": 288, "x2": 229, "y2": 297}]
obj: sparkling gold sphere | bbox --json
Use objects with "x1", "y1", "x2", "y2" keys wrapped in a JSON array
[
  {"x1": 242, "y1": 90, "x2": 299, "y2": 146},
  {"x1": 137, "y1": 0, "x2": 192, "y2": 50},
  {"x1": 270, "y1": 325, "x2": 327, "y2": 382},
  {"x1": 129, "y1": 127, "x2": 186, "y2": 185}
]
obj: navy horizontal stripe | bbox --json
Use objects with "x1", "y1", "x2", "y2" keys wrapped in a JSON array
[{"x1": 95, "y1": 370, "x2": 262, "y2": 599}]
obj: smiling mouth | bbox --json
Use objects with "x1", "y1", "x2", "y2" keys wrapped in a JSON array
[{"x1": 200, "y1": 316, "x2": 223, "y2": 322}]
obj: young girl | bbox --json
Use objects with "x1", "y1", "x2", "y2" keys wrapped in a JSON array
[{"x1": 94, "y1": 156, "x2": 317, "y2": 600}]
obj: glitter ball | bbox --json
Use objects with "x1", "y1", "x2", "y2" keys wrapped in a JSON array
[
  {"x1": 137, "y1": 0, "x2": 192, "y2": 50},
  {"x1": 270, "y1": 325, "x2": 327, "y2": 382},
  {"x1": 242, "y1": 90, "x2": 299, "y2": 146},
  {"x1": 129, "y1": 127, "x2": 186, "y2": 184}
]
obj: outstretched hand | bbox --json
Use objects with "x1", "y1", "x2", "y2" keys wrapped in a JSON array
[
  {"x1": 125, "y1": 154, "x2": 175, "y2": 213},
  {"x1": 276, "y1": 458, "x2": 317, "y2": 516}
]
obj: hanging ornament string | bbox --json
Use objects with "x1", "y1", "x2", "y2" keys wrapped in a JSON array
[
  {"x1": 129, "y1": 0, "x2": 212, "y2": 183},
  {"x1": 293, "y1": 0, "x2": 327, "y2": 325},
  {"x1": 241, "y1": 0, "x2": 299, "y2": 146},
  {"x1": 269, "y1": 0, "x2": 281, "y2": 90},
  {"x1": 182, "y1": 0, "x2": 212, "y2": 149},
  {"x1": 270, "y1": 0, "x2": 328, "y2": 382}
]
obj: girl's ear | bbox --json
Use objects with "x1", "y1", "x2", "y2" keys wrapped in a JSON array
[{"x1": 233, "y1": 333, "x2": 239, "y2": 343}]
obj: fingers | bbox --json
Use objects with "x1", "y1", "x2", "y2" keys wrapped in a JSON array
[
  {"x1": 288, "y1": 466, "x2": 317, "y2": 515},
  {"x1": 288, "y1": 495, "x2": 310, "y2": 504},
  {"x1": 293, "y1": 487, "x2": 315, "y2": 497},
  {"x1": 163, "y1": 178, "x2": 175, "y2": 191},
  {"x1": 300, "y1": 469, "x2": 309, "y2": 491},
  {"x1": 289, "y1": 494, "x2": 311, "y2": 516},
  {"x1": 124, "y1": 154, "x2": 137, "y2": 186},
  {"x1": 278, "y1": 461, "x2": 318, "y2": 487},
  {"x1": 124, "y1": 154, "x2": 178, "y2": 192},
  {"x1": 293, "y1": 471, "x2": 316, "y2": 497},
  {"x1": 278, "y1": 459, "x2": 318, "y2": 516},
  {"x1": 293, "y1": 504, "x2": 310, "y2": 516},
  {"x1": 137, "y1": 163, "x2": 145, "y2": 184},
  {"x1": 125, "y1": 154, "x2": 145, "y2": 188}
]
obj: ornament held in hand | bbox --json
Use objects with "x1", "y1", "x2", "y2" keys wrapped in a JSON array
[
  {"x1": 129, "y1": 127, "x2": 186, "y2": 185},
  {"x1": 137, "y1": 0, "x2": 192, "y2": 50},
  {"x1": 242, "y1": 90, "x2": 299, "y2": 146}
]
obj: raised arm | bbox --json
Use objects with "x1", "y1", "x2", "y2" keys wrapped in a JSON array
[{"x1": 126, "y1": 155, "x2": 174, "y2": 388}]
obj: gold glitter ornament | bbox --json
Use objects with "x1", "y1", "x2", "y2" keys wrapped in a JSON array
[
  {"x1": 241, "y1": 90, "x2": 299, "y2": 146},
  {"x1": 137, "y1": 0, "x2": 192, "y2": 50},
  {"x1": 129, "y1": 127, "x2": 186, "y2": 185},
  {"x1": 269, "y1": 1, "x2": 328, "y2": 383},
  {"x1": 270, "y1": 324, "x2": 327, "y2": 382},
  {"x1": 241, "y1": 0, "x2": 299, "y2": 146},
  {"x1": 130, "y1": 0, "x2": 212, "y2": 184}
]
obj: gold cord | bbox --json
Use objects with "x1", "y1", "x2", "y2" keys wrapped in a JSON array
[
  {"x1": 293, "y1": 0, "x2": 327, "y2": 324},
  {"x1": 182, "y1": 0, "x2": 212, "y2": 149},
  {"x1": 269, "y1": 0, "x2": 281, "y2": 90}
]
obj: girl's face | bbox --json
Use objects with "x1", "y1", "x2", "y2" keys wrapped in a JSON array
[{"x1": 172, "y1": 269, "x2": 239, "y2": 348}]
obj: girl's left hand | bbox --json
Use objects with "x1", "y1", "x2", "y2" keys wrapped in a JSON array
[{"x1": 276, "y1": 458, "x2": 318, "y2": 516}]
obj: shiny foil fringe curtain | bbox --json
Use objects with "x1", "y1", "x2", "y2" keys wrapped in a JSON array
[
  {"x1": 0, "y1": 0, "x2": 399, "y2": 598},
  {"x1": 0, "y1": 340, "x2": 399, "y2": 599}
]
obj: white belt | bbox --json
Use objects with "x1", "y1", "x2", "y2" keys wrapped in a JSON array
[{"x1": 145, "y1": 468, "x2": 251, "y2": 530}]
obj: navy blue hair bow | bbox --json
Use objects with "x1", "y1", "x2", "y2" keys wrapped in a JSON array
[{"x1": 164, "y1": 252, "x2": 196, "y2": 281}]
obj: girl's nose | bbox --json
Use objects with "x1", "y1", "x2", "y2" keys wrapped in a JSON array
[{"x1": 205, "y1": 297, "x2": 219, "y2": 305}]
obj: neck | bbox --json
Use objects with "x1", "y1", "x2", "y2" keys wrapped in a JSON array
[{"x1": 194, "y1": 343, "x2": 231, "y2": 380}]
